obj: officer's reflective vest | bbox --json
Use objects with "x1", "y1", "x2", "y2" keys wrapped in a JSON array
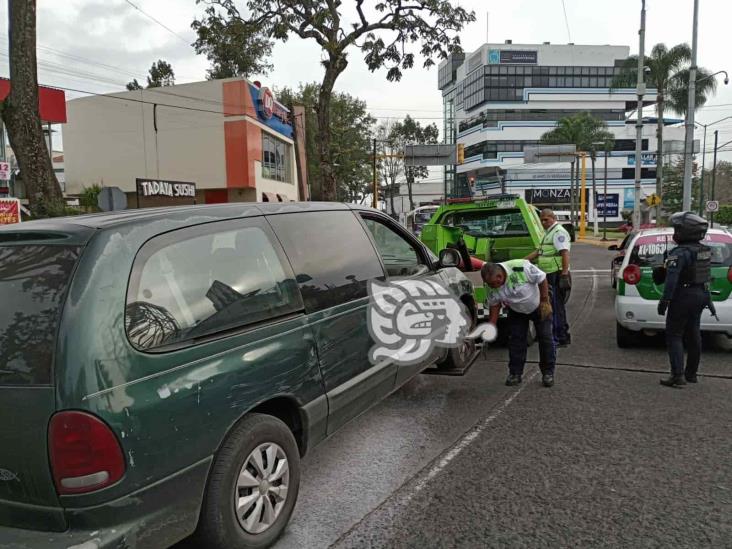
[
  {"x1": 680, "y1": 243, "x2": 712, "y2": 284},
  {"x1": 485, "y1": 259, "x2": 529, "y2": 302},
  {"x1": 537, "y1": 223, "x2": 569, "y2": 274}
]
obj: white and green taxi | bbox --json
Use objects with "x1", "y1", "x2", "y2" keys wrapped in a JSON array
[{"x1": 615, "y1": 227, "x2": 732, "y2": 347}]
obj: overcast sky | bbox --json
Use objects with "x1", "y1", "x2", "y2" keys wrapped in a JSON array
[{"x1": 2, "y1": 0, "x2": 732, "y2": 161}]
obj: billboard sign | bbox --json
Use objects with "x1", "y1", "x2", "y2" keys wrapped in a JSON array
[
  {"x1": 627, "y1": 153, "x2": 656, "y2": 166},
  {"x1": 524, "y1": 188, "x2": 588, "y2": 206},
  {"x1": 489, "y1": 49, "x2": 538, "y2": 64},
  {"x1": 0, "y1": 161, "x2": 10, "y2": 181},
  {"x1": 0, "y1": 198, "x2": 21, "y2": 225},
  {"x1": 595, "y1": 193, "x2": 619, "y2": 217}
]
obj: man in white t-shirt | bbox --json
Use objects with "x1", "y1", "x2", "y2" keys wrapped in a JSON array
[{"x1": 481, "y1": 259, "x2": 556, "y2": 388}]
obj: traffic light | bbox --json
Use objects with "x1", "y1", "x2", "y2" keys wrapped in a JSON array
[{"x1": 457, "y1": 143, "x2": 465, "y2": 165}]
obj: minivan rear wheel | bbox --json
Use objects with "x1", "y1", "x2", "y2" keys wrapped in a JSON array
[{"x1": 192, "y1": 414, "x2": 301, "y2": 549}]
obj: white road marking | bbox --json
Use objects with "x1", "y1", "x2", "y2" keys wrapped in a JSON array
[{"x1": 403, "y1": 370, "x2": 539, "y2": 502}]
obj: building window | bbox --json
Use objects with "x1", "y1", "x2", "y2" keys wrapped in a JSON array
[{"x1": 262, "y1": 134, "x2": 291, "y2": 183}]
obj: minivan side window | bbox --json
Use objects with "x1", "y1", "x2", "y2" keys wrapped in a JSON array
[
  {"x1": 361, "y1": 217, "x2": 426, "y2": 278},
  {"x1": 266, "y1": 211, "x2": 384, "y2": 312},
  {"x1": 127, "y1": 218, "x2": 302, "y2": 351}
]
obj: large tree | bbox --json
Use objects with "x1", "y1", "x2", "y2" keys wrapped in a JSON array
[
  {"x1": 375, "y1": 120, "x2": 401, "y2": 215},
  {"x1": 613, "y1": 43, "x2": 717, "y2": 217},
  {"x1": 391, "y1": 115, "x2": 439, "y2": 211},
  {"x1": 278, "y1": 83, "x2": 375, "y2": 203},
  {"x1": 194, "y1": 1, "x2": 474, "y2": 201},
  {"x1": 3, "y1": 0, "x2": 63, "y2": 216},
  {"x1": 192, "y1": 5, "x2": 273, "y2": 80}
]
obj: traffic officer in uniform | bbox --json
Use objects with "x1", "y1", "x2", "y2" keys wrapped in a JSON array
[
  {"x1": 657, "y1": 211, "x2": 715, "y2": 388},
  {"x1": 526, "y1": 209, "x2": 572, "y2": 346},
  {"x1": 481, "y1": 259, "x2": 556, "y2": 387}
]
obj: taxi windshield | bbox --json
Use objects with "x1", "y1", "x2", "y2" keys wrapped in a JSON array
[
  {"x1": 629, "y1": 233, "x2": 732, "y2": 268},
  {"x1": 441, "y1": 208, "x2": 528, "y2": 237}
]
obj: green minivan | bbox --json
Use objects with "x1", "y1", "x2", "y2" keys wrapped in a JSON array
[{"x1": 0, "y1": 202, "x2": 475, "y2": 549}]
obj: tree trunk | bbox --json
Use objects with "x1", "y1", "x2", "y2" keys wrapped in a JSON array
[
  {"x1": 315, "y1": 54, "x2": 348, "y2": 201},
  {"x1": 655, "y1": 94, "x2": 665, "y2": 223},
  {"x1": 4, "y1": 0, "x2": 63, "y2": 217},
  {"x1": 389, "y1": 180, "x2": 395, "y2": 215},
  {"x1": 406, "y1": 170, "x2": 415, "y2": 211}
]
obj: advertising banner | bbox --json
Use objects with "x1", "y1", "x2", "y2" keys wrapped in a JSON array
[
  {"x1": 136, "y1": 179, "x2": 196, "y2": 199},
  {"x1": 0, "y1": 198, "x2": 21, "y2": 225},
  {"x1": 595, "y1": 193, "x2": 619, "y2": 217},
  {"x1": 524, "y1": 188, "x2": 588, "y2": 206}
]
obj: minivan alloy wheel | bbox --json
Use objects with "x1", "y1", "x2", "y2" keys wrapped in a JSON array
[{"x1": 235, "y1": 443, "x2": 290, "y2": 534}]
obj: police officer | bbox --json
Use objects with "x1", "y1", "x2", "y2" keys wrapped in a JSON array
[
  {"x1": 657, "y1": 211, "x2": 715, "y2": 388},
  {"x1": 481, "y1": 259, "x2": 556, "y2": 387},
  {"x1": 525, "y1": 209, "x2": 572, "y2": 346}
]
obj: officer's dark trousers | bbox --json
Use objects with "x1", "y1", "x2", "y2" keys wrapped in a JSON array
[
  {"x1": 546, "y1": 272, "x2": 570, "y2": 344},
  {"x1": 508, "y1": 307, "x2": 556, "y2": 376},
  {"x1": 666, "y1": 286, "x2": 706, "y2": 377}
]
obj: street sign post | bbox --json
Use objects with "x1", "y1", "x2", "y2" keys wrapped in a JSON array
[{"x1": 705, "y1": 200, "x2": 719, "y2": 213}]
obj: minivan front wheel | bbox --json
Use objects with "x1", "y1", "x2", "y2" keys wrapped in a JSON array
[{"x1": 193, "y1": 414, "x2": 301, "y2": 548}]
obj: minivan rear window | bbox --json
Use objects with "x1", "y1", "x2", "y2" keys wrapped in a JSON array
[
  {"x1": 0, "y1": 245, "x2": 80, "y2": 385},
  {"x1": 629, "y1": 233, "x2": 732, "y2": 267}
]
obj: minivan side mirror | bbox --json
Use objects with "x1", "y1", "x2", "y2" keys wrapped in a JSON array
[
  {"x1": 607, "y1": 244, "x2": 618, "y2": 251},
  {"x1": 438, "y1": 248, "x2": 461, "y2": 269}
]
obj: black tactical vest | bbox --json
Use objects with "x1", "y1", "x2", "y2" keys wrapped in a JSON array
[{"x1": 680, "y1": 243, "x2": 712, "y2": 284}]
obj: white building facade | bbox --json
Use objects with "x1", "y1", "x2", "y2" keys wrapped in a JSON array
[{"x1": 438, "y1": 42, "x2": 685, "y2": 222}]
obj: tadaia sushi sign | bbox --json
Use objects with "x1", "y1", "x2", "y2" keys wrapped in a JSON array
[{"x1": 136, "y1": 179, "x2": 196, "y2": 199}]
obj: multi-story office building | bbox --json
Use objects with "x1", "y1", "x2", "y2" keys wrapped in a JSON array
[{"x1": 438, "y1": 42, "x2": 685, "y2": 221}]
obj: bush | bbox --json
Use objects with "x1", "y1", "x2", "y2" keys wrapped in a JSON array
[
  {"x1": 716, "y1": 204, "x2": 732, "y2": 225},
  {"x1": 79, "y1": 184, "x2": 103, "y2": 211}
]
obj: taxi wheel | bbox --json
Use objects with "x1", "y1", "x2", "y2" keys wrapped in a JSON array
[{"x1": 616, "y1": 322, "x2": 639, "y2": 348}]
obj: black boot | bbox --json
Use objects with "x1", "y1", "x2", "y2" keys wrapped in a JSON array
[
  {"x1": 542, "y1": 374, "x2": 554, "y2": 387},
  {"x1": 660, "y1": 375, "x2": 687, "y2": 388},
  {"x1": 685, "y1": 372, "x2": 698, "y2": 383},
  {"x1": 505, "y1": 374, "x2": 522, "y2": 386}
]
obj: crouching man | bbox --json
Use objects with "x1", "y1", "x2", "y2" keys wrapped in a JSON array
[{"x1": 481, "y1": 260, "x2": 556, "y2": 387}]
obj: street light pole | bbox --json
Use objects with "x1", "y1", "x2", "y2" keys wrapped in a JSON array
[
  {"x1": 633, "y1": 0, "x2": 646, "y2": 229},
  {"x1": 603, "y1": 148, "x2": 609, "y2": 240},
  {"x1": 682, "y1": 0, "x2": 700, "y2": 211},
  {"x1": 711, "y1": 130, "x2": 718, "y2": 227},
  {"x1": 698, "y1": 123, "x2": 707, "y2": 216}
]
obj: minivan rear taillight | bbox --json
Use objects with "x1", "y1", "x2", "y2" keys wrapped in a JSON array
[
  {"x1": 728, "y1": 266, "x2": 732, "y2": 283},
  {"x1": 623, "y1": 264, "x2": 642, "y2": 285},
  {"x1": 49, "y1": 411, "x2": 125, "y2": 495}
]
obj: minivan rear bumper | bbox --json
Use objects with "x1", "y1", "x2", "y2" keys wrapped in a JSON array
[{"x1": 0, "y1": 457, "x2": 211, "y2": 549}]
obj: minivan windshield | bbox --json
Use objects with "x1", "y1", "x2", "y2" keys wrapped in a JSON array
[
  {"x1": 629, "y1": 233, "x2": 732, "y2": 268},
  {"x1": 0, "y1": 245, "x2": 80, "y2": 385}
]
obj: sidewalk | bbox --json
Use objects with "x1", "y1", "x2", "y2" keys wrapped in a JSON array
[{"x1": 577, "y1": 233, "x2": 622, "y2": 248}]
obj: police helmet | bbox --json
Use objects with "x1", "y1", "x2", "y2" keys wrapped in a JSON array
[{"x1": 669, "y1": 211, "x2": 708, "y2": 243}]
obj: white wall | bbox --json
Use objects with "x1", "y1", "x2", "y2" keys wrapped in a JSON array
[{"x1": 64, "y1": 81, "x2": 227, "y2": 194}]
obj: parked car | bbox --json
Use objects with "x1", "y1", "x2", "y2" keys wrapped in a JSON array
[
  {"x1": 0, "y1": 202, "x2": 475, "y2": 549},
  {"x1": 608, "y1": 232, "x2": 636, "y2": 288},
  {"x1": 615, "y1": 227, "x2": 732, "y2": 347}
]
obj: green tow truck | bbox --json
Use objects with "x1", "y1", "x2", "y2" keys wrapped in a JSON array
[{"x1": 420, "y1": 194, "x2": 546, "y2": 324}]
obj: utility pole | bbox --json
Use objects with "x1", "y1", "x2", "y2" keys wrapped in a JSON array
[
  {"x1": 633, "y1": 0, "x2": 646, "y2": 229},
  {"x1": 591, "y1": 148, "x2": 598, "y2": 237},
  {"x1": 710, "y1": 130, "x2": 718, "y2": 227},
  {"x1": 682, "y1": 0, "x2": 700, "y2": 211},
  {"x1": 603, "y1": 148, "x2": 609, "y2": 240},
  {"x1": 372, "y1": 137, "x2": 377, "y2": 209}
]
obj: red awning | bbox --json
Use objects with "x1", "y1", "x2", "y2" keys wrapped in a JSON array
[{"x1": 0, "y1": 78, "x2": 67, "y2": 123}]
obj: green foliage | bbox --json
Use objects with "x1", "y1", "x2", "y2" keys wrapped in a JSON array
[
  {"x1": 79, "y1": 184, "x2": 103, "y2": 211},
  {"x1": 662, "y1": 158, "x2": 700, "y2": 215},
  {"x1": 192, "y1": 5, "x2": 273, "y2": 79},
  {"x1": 540, "y1": 112, "x2": 615, "y2": 152},
  {"x1": 612, "y1": 43, "x2": 717, "y2": 116},
  {"x1": 277, "y1": 83, "x2": 375, "y2": 203},
  {"x1": 716, "y1": 205, "x2": 732, "y2": 225},
  {"x1": 146, "y1": 60, "x2": 175, "y2": 88},
  {"x1": 126, "y1": 60, "x2": 175, "y2": 90},
  {"x1": 701, "y1": 160, "x2": 732, "y2": 205}
]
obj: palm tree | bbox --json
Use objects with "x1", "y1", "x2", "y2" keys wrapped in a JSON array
[
  {"x1": 612, "y1": 43, "x2": 718, "y2": 218},
  {"x1": 541, "y1": 112, "x2": 615, "y2": 232}
]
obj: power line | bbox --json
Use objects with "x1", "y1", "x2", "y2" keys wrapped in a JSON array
[
  {"x1": 561, "y1": 0, "x2": 572, "y2": 43},
  {"x1": 123, "y1": 0, "x2": 190, "y2": 45}
]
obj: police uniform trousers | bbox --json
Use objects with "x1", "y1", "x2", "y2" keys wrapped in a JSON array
[
  {"x1": 546, "y1": 272, "x2": 570, "y2": 345},
  {"x1": 507, "y1": 307, "x2": 556, "y2": 376},
  {"x1": 666, "y1": 284, "x2": 706, "y2": 377}
]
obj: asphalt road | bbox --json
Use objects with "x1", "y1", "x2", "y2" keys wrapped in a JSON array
[{"x1": 273, "y1": 243, "x2": 732, "y2": 549}]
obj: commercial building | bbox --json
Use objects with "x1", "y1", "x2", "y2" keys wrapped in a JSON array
[
  {"x1": 437, "y1": 42, "x2": 686, "y2": 221},
  {"x1": 63, "y1": 78, "x2": 308, "y2": 207}
]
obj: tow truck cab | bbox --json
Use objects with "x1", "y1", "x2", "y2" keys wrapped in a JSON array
[{"x1": 420, "y1": 195, "x2": 545, "y2": 317}]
